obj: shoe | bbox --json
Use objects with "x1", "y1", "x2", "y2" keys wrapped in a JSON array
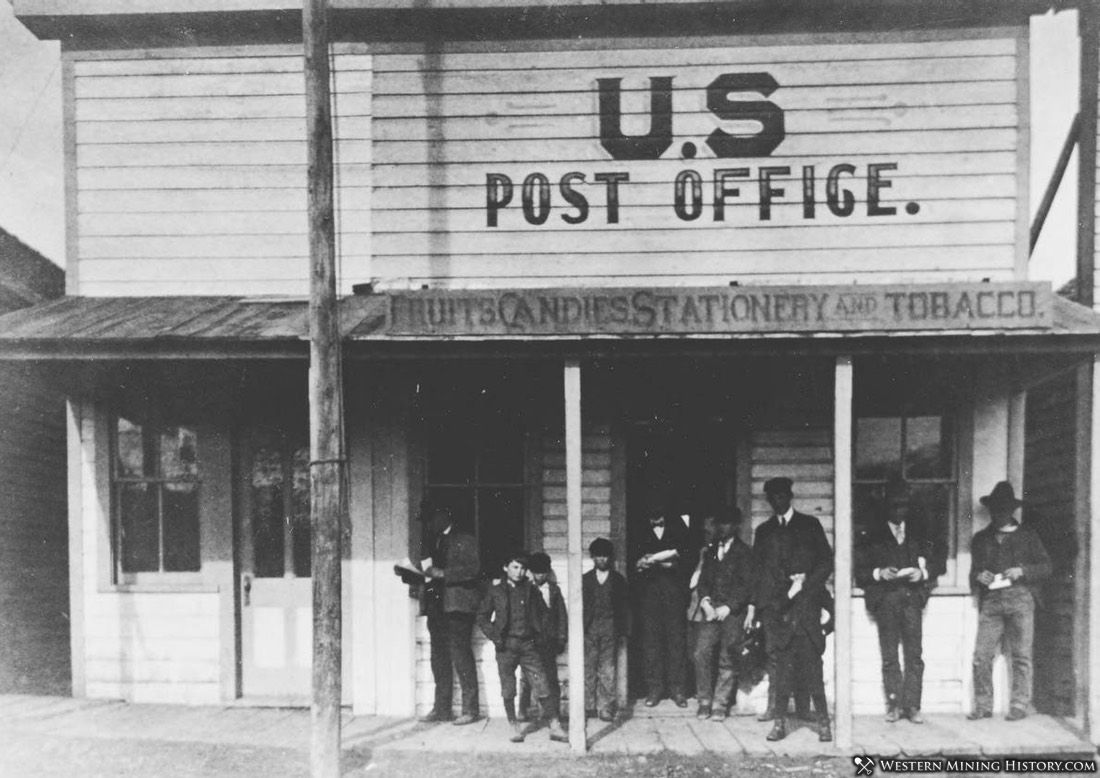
[
  {"x1": 766, "y1": 718, "x2": 788, "y2": 741},
  {"x1": 818, "y1": 717, "x2": 832, "y2": 742},
  {"x1": 1006, "y1": 708, "x2": 1028, "y2": 721},
  {"x1": 709, "y1": 709, "x2": 728, "y2": 722},
  {"x1": 673, "y1": 694, "x2": 688, "y2": 709},
  {"x1": 757, "y1": 706, "x2": 776, "y2": 722},
  {"x1": 509, "y1": 720, "x2": 526, "y2": 743},
  {"x1": 453, "y1": 713, "x2": 480, "y2": 726},
  {"x1": 966, "y1": 710, "x2": 992, "y2": 720},
  {"x1": 419, "y1": 708, "x2": 454, "y2": 723},
  {"x1": 696, "y1": 703, "x2": 712, "y2": 720},
  {"x1": 548, "y1": 719, "x2": 569, "y2": 742},
  {"x1": 884, "y1": 707, "x2": 899, "y2": 723},
  {"x1": 598, "y1": 710, "x2": 615, "y2": 723},
  {"x1": 907, "y1": 709, "x2": 924, "y2": 725},
  {"x1": 644, "y1": 696, "x2": 660, "y2": 707}
]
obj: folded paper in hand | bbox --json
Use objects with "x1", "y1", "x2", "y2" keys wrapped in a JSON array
[
  {"x1": 394, "y1": 558, "x2": 428, "y2": 585},
  {"x1": 896, "y1": 567, "x2": 919, "y2": 577},
  {"x1": 988, "y1": 573, "x2": 1012, "y2": 590}
]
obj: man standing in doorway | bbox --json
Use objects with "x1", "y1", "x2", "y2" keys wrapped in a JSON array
[
  {"x1": 635, "y1": 503, "x2": 690, "y2": 707},
  {"x1": 752, "y1": 476, "x2": 834, "y2": 742},
  {"x1": 968, "y1": 481, "x2": 1051, "y2": 722},
  {"x1": 856, "y1": 477, "x2": 945, "y2": 724},
  {"x1": 419, "y1": 503, "x2": 482, "y2": 725}
]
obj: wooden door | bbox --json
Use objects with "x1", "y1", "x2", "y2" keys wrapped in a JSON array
[{"x1": 240, "y1": 427, "x2": 313, "y2": 702}]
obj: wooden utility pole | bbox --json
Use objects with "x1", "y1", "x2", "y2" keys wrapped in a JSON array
[{"x1": 304, "y1": 0, "x2": 344, "y2": 776}]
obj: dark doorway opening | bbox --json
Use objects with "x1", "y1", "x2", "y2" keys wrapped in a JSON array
[{"x1": 624, "y1": 417, "x2": 735, "y2": 699}]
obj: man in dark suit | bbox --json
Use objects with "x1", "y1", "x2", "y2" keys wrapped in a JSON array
[
  {"x1": 634, "y1": 503, "x2": 691, "y2": 707},
  {"x1": 693, "y1": 507, "x2": 756, "y2": 721},
  {"x1": 752, "y1": 476, "x2": 834, "y2": 742},
  {"x1": 419, "y1": 504, "x2": 482, "y2": 725},
  {"x1": 856, "y1": 478, "x2": 945, "y2": 724}
]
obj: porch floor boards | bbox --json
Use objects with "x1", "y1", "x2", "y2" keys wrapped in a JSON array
[{"x1": 0, "y1": 695, "x2": 1091, "y2": 758}]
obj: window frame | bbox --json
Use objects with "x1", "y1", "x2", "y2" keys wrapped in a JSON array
[
  {"x1": 852, "y1": 407, "x2": 966, "y2": 590},
  {"x1": 110, "y1": 409, "x2": 203, "y2": 585}
]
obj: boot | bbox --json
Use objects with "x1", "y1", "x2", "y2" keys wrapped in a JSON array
[
  {"x1": 817, "y1": 714, "x2": 832, "y2": 742},
  {"x1": 766, "y1": 717, "x2": 788, "y2": 741},
  {"x1": 757, "y1": 687, "x2": 778, "y2": 722},
  {"x1": 548, "y1": 718, "x2": 569, "y2": 743},
  {"x1": 509, "y1": 719, "x2": 526, "y2": 743}
]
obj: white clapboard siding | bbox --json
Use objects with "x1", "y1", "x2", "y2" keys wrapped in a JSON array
[
  {"x1": 412, "y1": 424, "x2": 611, "y2": 717},
  {"x1": 372, "y1": 32, "x2": 1021, "y2": 288},
  {"x1": 72, "y1": 49, "x2": 371, "y2": 297},
  {"x1": 1095, "y1": 77, "x2": 1100, "y2": 310},
  {"x1": 750, "y1": 426, "x2": 834, "y2": 540}
]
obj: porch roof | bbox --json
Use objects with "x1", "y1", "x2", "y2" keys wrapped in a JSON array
[{"x1": 1, "y1": 292, "x2": 1100, "y2": 359}]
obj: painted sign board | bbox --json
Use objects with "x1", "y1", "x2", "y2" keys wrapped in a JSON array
[
  {"x1": 372, "y1": 31, "x2": 1024, "y2": 287},
  {"x1": 386, "y1": 282, "x2": 1052, "y2": 337}
]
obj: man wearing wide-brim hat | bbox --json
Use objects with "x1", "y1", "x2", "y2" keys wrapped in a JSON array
[{"x1": 968, "y1": 481, "x2": 1051, "y2": 722}]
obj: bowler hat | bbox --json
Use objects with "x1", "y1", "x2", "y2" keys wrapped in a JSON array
[
  {"x1": 980, "y1": 481, "x2": 1024, "y2": 509},
  {"x1": 527, "y1": 552, "x2": 552, "y2": 574},
  {"x1": 763, "y1": 476, "x2": 793, "y2": 496},
  {"x1": 589, "y1": 537, "x2": 614, "y2": 558}
]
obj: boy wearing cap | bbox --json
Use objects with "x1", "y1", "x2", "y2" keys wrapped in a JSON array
[
  {"x1": 583, "y1": 538, "x2": 628, "y2": 722},
  {"x1": 752, "y1": 476, "x2": 834, "y2": 742},
  {"x1": 693, "y1": 507, "x2": 756, "y2": 721},
  {"x1": 856, "y1": 478, "x2": 945, "y2": 724},
  {"x1": 478, "y1": 551, "x2": 566, "y2": 743},
  {"x1": 968, "y1": 481, "x2": 1051, "y2": 722},
  {"x1": 517, "y1": 552, "x2": 568, "y2": 742}
]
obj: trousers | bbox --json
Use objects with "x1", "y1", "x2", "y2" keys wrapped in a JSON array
[
  {"x1": 427, "y1": 611, "x2": 479, "y2": 715},
  {"x1": 973, "y1": 588, "x2": 1035, "y2": 712}
]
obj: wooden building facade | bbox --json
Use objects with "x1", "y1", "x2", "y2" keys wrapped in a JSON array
[{"x1": 6, "y1": 0, "x2": 1100, "y2": 751}]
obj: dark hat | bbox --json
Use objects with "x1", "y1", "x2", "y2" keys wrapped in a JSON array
[
  {"x1": 980, "y1": 481, "x2": 1024, "y2": 509},
  {"x1": 716, "y1": 506, "x2": 743, "y2": 526},
  {"x1": 763, "y1": 476, "x2": 793, "y2": 496},
  {"x1": 417, "y1": 502, "x2": 451, "y2": 522},
  {"x1": 527, "y1": 552, "x2": 552, "y2": 574},
  {"x1": 589, "y1": 537, "x2": 614, "y2": 557}
]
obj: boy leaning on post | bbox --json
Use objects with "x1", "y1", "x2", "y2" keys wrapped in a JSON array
[
  {"x1": 477, "y1": 550, "x2": 568, "y2": 743},
  {"x1": 582, "y1": 537, "x2": 628, "y2": 722}
]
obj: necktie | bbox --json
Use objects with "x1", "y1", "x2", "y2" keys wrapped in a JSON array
[{"x1": 895, "y1": 524, "x2": 905, "y2": 545}]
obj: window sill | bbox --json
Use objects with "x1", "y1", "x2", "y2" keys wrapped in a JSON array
[
  {"x1": 851, "y1": 586, "x2": 973, "y2": 598},
  {"x1": 100, "y1": 582, "x2": 220, "y2": 594}
]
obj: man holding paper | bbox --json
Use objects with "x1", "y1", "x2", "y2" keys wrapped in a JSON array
[
  {"x1": 856, "y1": 477, "x2": 945, "y2": 724},
  {"x1": 968, "y1": 481, "x2": 1051, "y2": 722}
]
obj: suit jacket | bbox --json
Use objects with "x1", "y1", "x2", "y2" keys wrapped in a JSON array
[
  {"x1": 582, "y1": 568, "x2": 629, "y2": 637},
  {"x1": 969, "y1": 523, "x2": 1052, "y2": 606},
  {"x1": 856, "y1": 519, "x2": 944, "y2": 614},
  {"x1": 536, "y1": 580, "x2": 569, "y2": 653},
  {"x1": 697, "y1": 536, "x2": 755, "y2": 615},
  {"x1": 633, "y1": 518, "x2": 691, "y2": 587},
  {"x1": 751, "y1": 510, "x2": 834, "y2": 650},
  {"x1": 422, "y1": 528, "x2": 482, "y2": 615},
  {"x1": 477, "y1": 578, "x2": 548, "y2": 647}
]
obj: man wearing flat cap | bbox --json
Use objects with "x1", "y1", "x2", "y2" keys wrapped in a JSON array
[
  {"x1": 751, "y1": 476, "x2": 834, "y2": 742},
  {"x1": 968, "y1": 481, "x2": 1051, "y2": 722},
  {"x1": 418, "y1": 502, "x2": 482, "y2": 725},
  {"x1": 856, "y1": 477, "x2": 945, "y2": 724}
]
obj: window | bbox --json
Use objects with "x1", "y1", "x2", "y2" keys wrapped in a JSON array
[
  {"x1": 854, "y1": 413, "x2": 957, "y2": 579},
  {"x1": 422, "y1": 382, "x2": 530, "y2": 578},
  {"x1": 113, "y1": 416, "x2": 201, "y2": 577},
  {"x1": 248, "y1": 428, "x2": 310, "y2": 578}
]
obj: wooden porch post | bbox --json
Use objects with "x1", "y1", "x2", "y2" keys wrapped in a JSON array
[
  {"x1": 833, "y1": 355, "x2": 854, "y2": 749},
  {"x1": 305, "y1": 0, "x2": 345, "y2": 774},
  {"x1": 564, "y1": 359, "x2": 587, "y2": 753},
  {"x1": 1089, "y1": 354, "x2": 1100, "y2": 743}
]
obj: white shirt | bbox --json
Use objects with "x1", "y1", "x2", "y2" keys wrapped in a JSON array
[
  {"x1": 890, "y1": 521, "x2": 906, "y2": 545},
  {"x1": 653, "y1": 525, "x2": 665, "y2": 540},
  {"x1": 538, "y1": 581, "x2": 552, "y2": 607},
  {"x1": 778, "y1": 507, "x2": 794, "y2": 526},
  {"x1": 595, "y1": 569, "x2": 609, "y2": 585},
  {"x1": 717, "y1": 538, "x2": 733, "y2": 561}
]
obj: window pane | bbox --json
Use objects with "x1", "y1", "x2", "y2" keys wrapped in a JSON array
[
  {"x1": 161, "y1": 426, "x2": 199, "y2": 480},
  {"x1": 906, "y1": 416, "x2": 952, "y2": 479},
  {"x1": 251, "y1": 442, "x2": 285, "y2": 578},
  {"x1": 478, "y1": 488, "x2": 525, "y2": 577},
  {"x1": 119, "y1": 482, "x2": 159, "y2": 572},
  {"x1": 907, "y1": 482, "x2": 953, "y2": 554},
  {"x1": 291, "y1": 446, "x2": 311, "y2": 578},
  {"x1": 427, "y1": 421, "x2": 475, "y2": 485},
  {"x1": 163, "y1": 482, "x2": 200, "y2": 572},
  {"x1": 855, "y1": 417, "x2": 901, "y2": 480},
  {"x1": 116, "y1": 417, "x2": 145, "y2": 478},
  {"x1": 478, "y1": 416, "x2": 524, "y2": 484}
]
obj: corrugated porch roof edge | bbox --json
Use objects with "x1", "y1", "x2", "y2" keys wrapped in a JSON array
[{"x1": 2, "y1": 294, "x2": 1100, "y2": 359}]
